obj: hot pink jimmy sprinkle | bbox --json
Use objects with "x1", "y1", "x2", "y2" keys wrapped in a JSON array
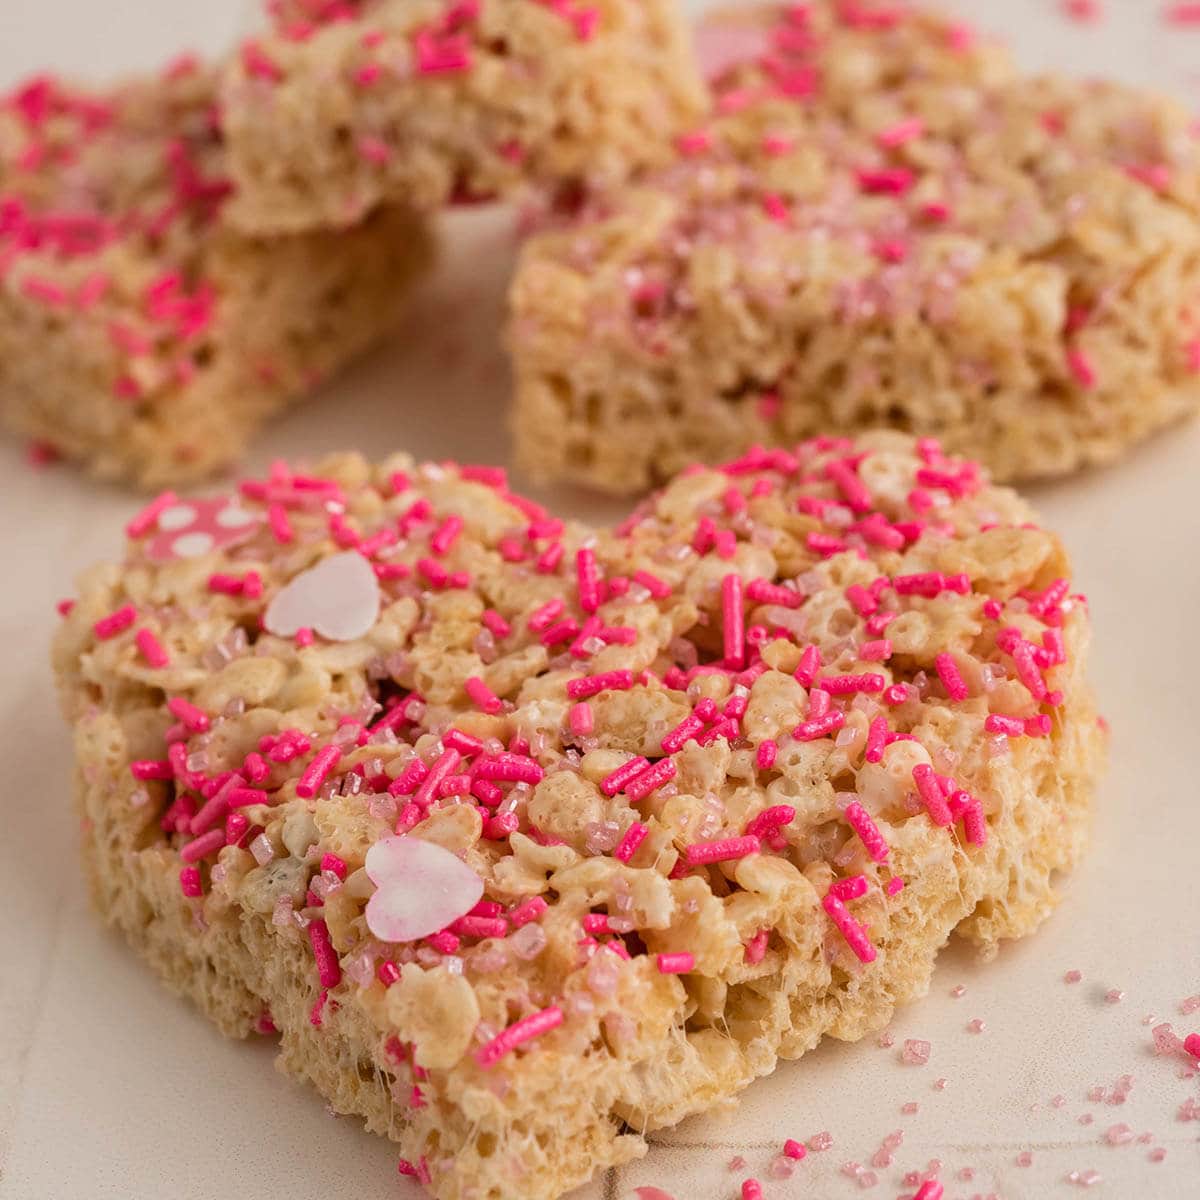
[
  {"x1": 464, "y1": 676, "x2": 503, "y2": 715},
  {"x1": 94, "y1": 604, "x2": 136, "y2": 639},
  {"x1": 567, "y1": 670, "x2": 634, "y2": 700},
  {"x1": 308, "y1": 918, "x2": 342, "y2": 988},
  {"x1": 686, "y1": 835, "x2": 761, "y2": 865},
  {"x1": 722, "y1": 573, "x2": 746, "y2": 668},
  {"x1": 475, "y1": 1005, "x2": 563, "y2": 1069},
  {"x1": 135, "y1": 627, "x2": 170, "y2": 667},
  {"x1": 576, "y1": 546, "x2": 602, "y2": 613},
  {"x1": 822, "y1": 892, "x2": 877, "y2": 963},
  {"x1": 657, "y1": 953, "x2": 695, "y2": 974},
  {"x1": 613, "y1": 822, "x2": 648, "y2": 863},
  {"x1": 934, "y1": 652, "x2": 969, "y2": 701},
  {"x1": 296, "y1": 745, "x2": 342, "y2": 799},
  {"x1": 844, "y1": 801, "x2": 890, "y2": 862}
]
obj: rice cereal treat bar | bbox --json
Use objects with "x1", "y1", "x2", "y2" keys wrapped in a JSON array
[
  {"x1": 510, "y1": 0, "x2": 1200, "y2": 493},
  {"x1": 54, "y1": 433, "x2": 1104, "y2": 1200},
  {"x1": 0, "y1": 63, "x2": 433, "y2": 487},
  {"x1": 219, "y1": 0, "x2": 707, "y2": 235}
]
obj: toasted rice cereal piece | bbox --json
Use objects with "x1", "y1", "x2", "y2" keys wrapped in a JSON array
[
  {"x1": 53, "y1": 433, "x2": 1104, "y2": 1200},
  {"x1": 220, "y1": 0, "x2": 706, "y2": 235},
  {"x1": 509, "y1": 0, "x2": 1200, "y2": 493},
  {"x1": 0, "y1": 64, "x2": 433, "y2": 487}
]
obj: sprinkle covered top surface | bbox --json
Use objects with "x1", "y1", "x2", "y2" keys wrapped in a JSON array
[
  {"x1": 509, "y1": 0, "x2": 1200, "y2": 494},
  {"x1": 0, "y1": 61, "x2": 230, "y2": 401},
  {"x1": 55, "y1": 431, "x2": 1103, "y2": 1197}
]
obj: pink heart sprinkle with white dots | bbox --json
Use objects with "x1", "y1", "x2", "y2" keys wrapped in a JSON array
[
  {"x1": 145, "y1": 496, "x2": 259, "y2": 561},
  {"x1": 364, "y1": 836, "x2": 484, "y2": 944}
]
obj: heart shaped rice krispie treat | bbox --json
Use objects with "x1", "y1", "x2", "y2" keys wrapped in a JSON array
[
  {"x1": 219, "y1": 0, "x2": 706, "y2": 235},
  {"x1": 0, "y1": 62, "x2": 432, "y2": 486},
  {"x1": 509, "y1": 0, "x2": 1200, "y2": 493},
  {"x1": 53, "y1": 433, "x2": 1104, "y2": 1200}
]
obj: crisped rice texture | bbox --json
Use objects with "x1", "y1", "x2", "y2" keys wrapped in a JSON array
[
  {"x1": 509, "y1": 0, "x2": 1200, "y2": 493},
  {"x1": 0, "y1": 66, "x2": 433, "y2": 487},
  {"x1": 54, "y1": 432, "x2": 1104, "y2": 1200},
  {"x1": 220, "y1": 0, "x2": 707, "y2": 235}
]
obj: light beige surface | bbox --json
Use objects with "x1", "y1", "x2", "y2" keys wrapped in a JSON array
[{"x1": 1, "y1": 2, "x2": 1198, "y2": 1199}]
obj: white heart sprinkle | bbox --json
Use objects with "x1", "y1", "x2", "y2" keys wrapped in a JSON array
[
  {"x1": 157, "y1": 504, "x2": 197, "y2": 531},
  {"x1": 263, "y1": 550, "x2": 380, "y2": 642},
  {"x1": 172, "y1": 531, "x2": 215, "y2": 557},
  {"x1": 364, "y1": 837, "x2": 484, "y2": 943}
]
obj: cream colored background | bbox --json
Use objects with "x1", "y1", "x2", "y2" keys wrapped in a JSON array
[{"x1": 1, "y1": 2, "x2": 1198, "y2": 1197}]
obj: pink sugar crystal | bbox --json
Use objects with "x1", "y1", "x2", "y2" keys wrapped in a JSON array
[
  {"x1": 966, "y1": 1018, "x2": 986, "y2": 1034},
  {"x1": 1016, "y1": 1150, "x2": 1033, "y2": 1167},
  {"x1": 901, "y1": 1101, "x2": 919, "y2": 1115},
  {"x1": 902, "y1": 1038, "x2": 931, "y2": 1065},
  {"x1": 1067, "y1": 1168, "x2": 1103, "y2": 1187},
  {"x1": 1103, "y1": 1123, "x2": 1133, "y2": 1145},
  {"x1": 808, "y1": 1131, "x2": 834, "y2": 1151},
  {"x1": 1064, "y1": 969, "x2": 1083, "y2": 984}
]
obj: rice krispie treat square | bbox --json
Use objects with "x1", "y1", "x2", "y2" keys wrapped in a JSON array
[
  {"x1": 219, "y1": 0, "x2": 707, "y2": 235},
  {"x1": 54, "y1": 433, "x2": 1103, "y2": 1200},
  {"x1": 0, "y1": 62, "x2": 433, "y2": 487},
  {"x1": 509, "y1": 0, "x2": 1200, "y2": 493}
]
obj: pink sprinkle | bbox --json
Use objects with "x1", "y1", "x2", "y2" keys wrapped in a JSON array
[
  {"x1": 741, "y1": 1182, "x2": 763, "y2": 1200},
  {"x1": 295, "y1": 627, "x2": 315, "y2": 648},
  {"x1": 1064, "y1": 969, "x2": 1083, "y2": 984},
  {"x1": 822, "y1": 893, "x2": 877, "y2": 963},
  {"x1": 598, "y1": 755, "x2": 648, "y2": 797},
  {"x1": 877, "y1": 116, "x2": 925, "y2": 147},
  {"x1": 358, "y1": 134, "x2": 391, "y2": 164},
  {"x1": 658, "y1": 952, "x2": 695, "y2": 975},
  {"x1": 179, "y1": 866, "x2": 202, "y2": 897},
  {"x1": 613, "y1": 822, "x2": 648, "y2": 863},
  {"x1": 737, "y1": 928, "x2": 768, "y2": 965},
  {"x1": 661, "y1": 713, "x2": 706, "y2": 754},
  {"x1": 474, "y1": 753, "x2": 543, "y2": 785},
  {"x1": 481, "y1": 609, "x2": 511, "y2": 639},
  {"x1": 167, "y1": 696, "x2": 209, "y2": 733},
  {"x1": 131, "y1": 759, "x2": 173, "y2": 781},
  {"x1": 568, "y1": 702, "x2": 594, "y2": 736},
  {"x1": 94, "y1": 604, "x2": 136, "y2": 639},
  {"x1": 464, "y1": 676, "x2": 503, "y2": 715},
  {"x1": 860, "y1": 639, "x2": 892, "y2": 662},
  {"x1": 623, "y1": 758, "x2": 677, "y2": 802},
  {"x1": 795, "y1": 643, "x2": 822, "y2": 687},
  {"x1": 125, "y1": 491, "x2": 178, "y2": 538},
  {"x1": 756, "y1": 739, "x2": 778, "y2": 769},
  {"x1": 268, "y1": 504, "x2": 293, "y2": 544},
  {"x1": 794, "y1": 711, "x2": 845, "y2": 741},
  {"x1": 576, "y1": 546, "x2": 602, "y2": 613},
  {"x1": 1165, "y1": 2, "x2": 1200, "y2": 25},
  {"x1": 830, "y1": 875, "x2": 868, "y2": 901},
  {"x1": 746, "y1": 578, "x2": 804, "y2": 608},
  {"x1": 686, "y1": 835, "x2": 761, "y2": 866},
  {"x1": 1184, "y1": 1032, "x2": 1200, "y2": 1058},
  {"x1": 856, "y1": 167, "x2": 915, "y2": 194},
  {"x1": 745, "y1": 805, "x2": 796, "y2": 839},
  {"x1": 632, "y1": 569, "x2": 672, "y2": 599},
  {"x1": 934, "y1": 652, "x2": 969, "y2": 701},
  {"x1": 430, "y1": 514, "x2": 463, "y2": 556},
  {"x1": 912, "y1": 764, "x2": 953, "y2": 826},
  {"x1": 134, "y1": 627, "x2": 170, "y2": 668},
  {"x1": 820, "y1": 672, "x2": 885, "y2": 696},
  {"x1": 783, "y1": 1139, "x2": 807, "y2": 1161},
  {"x1": 566, "y1": 670, "x2": 634, "y2": 700},
  {"x1": 985, "y1": 713, "x2": 1025, "y2": 736},
  {"x1": 508, "y1": 896, "x2": 548, "y2": 928},
  {"x1": 913, "y1": 1183, "x2": 943, "y2": 1200},
  {"x1": 180, "y1": 828, "x2": 225, "y2": 863},
  {"x1": 678, "y1": 128, "x2": 712, "y2": 155},
  {"x1": 722, "y1": 573, "x2": 746, "y2": 668},
  {"x1": 864, "y1": 716, "x2": 888, "y2": 763},
  {"x1": 296, "y1": 745, "x2": 342, "y2": 799},
  {"x1": 1067, "y1": 348, "x2": 1097, "y2": 389},
  {"x1": 475, "y1": 1005, "x2": 563, "y2": 1068},
  {"x1": 308, "y1": 919, "x2": 341, "y2": 988},
  {"x1": 378, "y1": 961, "x2": 401, "y2": 987},
  {"x1": 844, "y1": 801, "x2": 890, "y2": 862}
]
